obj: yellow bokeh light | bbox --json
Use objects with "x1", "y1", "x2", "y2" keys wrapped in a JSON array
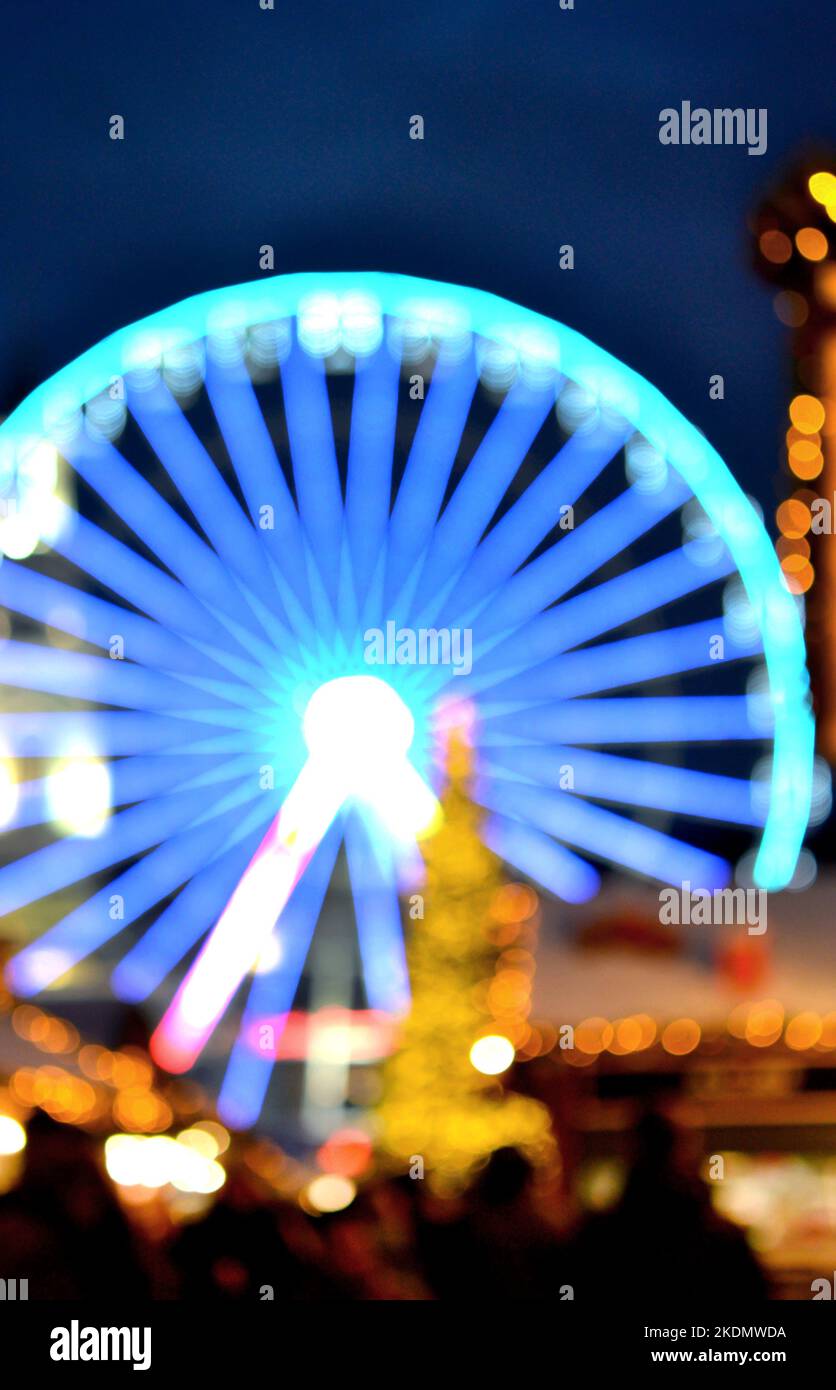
[
  {"x1": 491, "y1": 883, "x2": 538, "y2": 924},
  {"x1": 776, "y1": 497, "x2": 812, "y2": 539},
  {"x1": 789, "y1": 394, "x2": 826, "y2": 434},
  {"x1": 785, "y1": 1012, "x2": 822, "y2": 1051},
  {"x1": 788, "y1": 438, "x2": 824, "y2": 480},
  {"x1": 609, "y1": 1017, "x2": 642, "y2": 1054},
  {"x1": 758, "y1": 229, "x2": 792, "y2": 264},
  {"x1": 661, "y1": 1018, "x2": 701, "y2": 1056},
  {"x1": 796, "y1": 227, "x2": 829, "y2": 262},
  {"x1": 818, "y1": 1013, "x2": 836, "y2": 1049},
  {"x1": 809, "y1": 171, "x2": 836, "y2": 206},
  {"x1": 306, "y1": 1174, "x2": 356, "y2": 1213},
  {"x1": 469, "y1": 1034, "x2": 515, "y2": 1075},
  {"x1": 177, "y1": 1127, "x2": 219, "y2": 1159},
  {"x1": 817, "y1": 263, "x2": 836, "y2": 310},
  {"x1": 780, "y1": 554, "x2": 814, "y2": 594},
  {"x1": 745, "y1": 1000, "x2": 784, "y2": 1047},
  {"x1": 0, "y1": 1116, "x2": 27, "y2": 1156},
  {"x1": 574, "y1": 1016, "x2": 614, "y2": 1056}
]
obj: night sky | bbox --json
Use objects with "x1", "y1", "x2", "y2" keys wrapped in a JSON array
[{"x1": 1, "y1": 0, "x2": 834, "y2": 519}]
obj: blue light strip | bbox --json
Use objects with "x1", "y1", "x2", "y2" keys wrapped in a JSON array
[
  {"x1": 50, "y1": 504, "x2": 273, "y2": 682},
  {"x1": 443, "y1": 545, "x2": 737, "y2": 700},
  {"x1": 0, "y1": 781, "x2": 250, "y2": 919},
  {"x1": 66, "y1": 432, "x2": 273, "y2": 644},
  {"x1": 8, "y1": 752, "x2": 247, "y2": 832},
  {"x1": 383, "y1": 350, "x2": 479, "y2": 612},
  {"x1": 345, "y1": 343, "x2": 401, "y2": 618},
  {"x1": 406, "y1": 378, "x2": 557, "y2": 623},
  {"x1": 203, "y1": 353, "x2": 315, "y2": 625},
  {"x1": 483, "y1": 813, "x2": 600, "y2": 903},
  {"x1": 128, "y1": 380, "x2": 291, "y2": 643},
  {"x1": 478, "y1": 777, "x2": 730, "y2": 890},
  {"x1": 344, "y1": 810, "x2": 410, "y2": 1013},
  {"x1": 279, "y1": 337, "x2": 343, "y2": 608},
  {"x1": 112, "y1": 801, "x2": 278, "y2": 1002},
  {"x1": 7, "y1": 793, "x2": 267, "y2": 995},
  {"x1": 0, "y1": 710, "x2": 246, "y2": 758},
  {"x1": 471, "y1": 475, "x2": 691, "y2": 651},
  {"x1": 0, "y1": 559, "x2": 252, "y2": 689},
  {"x1": 478, "y1": 618, "x2": 761, "y2": 706},
  {"x1": 484, "y1": 746, "x2": 763, "y2": 825},
  {"x1": 0, "y1": 639, "x2": 263, "y2": 715},
  {"x1": 429, "y1": 419, "x2": 629, "y2": 633},
  {"x1": 480, "y1": 695, "x2": 757, "y2": 745}
]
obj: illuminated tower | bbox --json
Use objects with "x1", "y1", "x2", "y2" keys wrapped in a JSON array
[{"x1": 754, "y1": 159, "x2": 836, "y2": 756}]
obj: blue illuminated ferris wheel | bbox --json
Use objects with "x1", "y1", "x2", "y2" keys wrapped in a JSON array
[{"x1": 0, "y1": 272, "x2": 814, "y2": 1125}]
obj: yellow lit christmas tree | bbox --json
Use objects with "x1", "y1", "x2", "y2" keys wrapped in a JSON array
[{"x1": 377, "y1": 728, "x2": 554, "y2": 1192}]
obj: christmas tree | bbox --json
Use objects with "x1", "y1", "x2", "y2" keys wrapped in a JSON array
[{"x1": 377, "y1": 730, "x2": 554, "y2": 1192}]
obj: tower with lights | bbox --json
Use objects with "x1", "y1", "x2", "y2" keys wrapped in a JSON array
[{"x1": 754, "y1": 161, "x2": 836, "y2": 757}]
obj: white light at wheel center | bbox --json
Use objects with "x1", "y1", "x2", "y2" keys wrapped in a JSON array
[{"x1": 151, "y1": 678, "x2": 438, "y2": 1071}]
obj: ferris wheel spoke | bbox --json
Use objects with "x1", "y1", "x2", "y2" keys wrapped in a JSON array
[
  {"x1": 0, "y1": 779, "x2": 255, "y2": 920},
  {"x1": 112, "y1": 802, "x2": 279, "y2": 1002},
  {"x1": 384, "y1": 350, "x2": 479, "y2": 611},
  {"x1": 0, "y1": 558, "x2": 255, "y2": 690},
  {"x1": 429, "y1": 545, "x2": 736, "y2": 701},
  {"x1": 483, "y1": 745, "x2": 763, "y2": 826},
  {"x1": 128, "y1": 380, "x2": 292, "y2": 637},
  {"x1": 405, "y1": 379, "x2": 557, "y2": 624},
  {"x1": 279, "y1": 339, "x2": 344, "y2": 610},
  {"x1": 472, "y1": 474, "x2": 692, "y2": 650},
  {"x1": 345, "y1": 345, "x2": 401, "y2": 619},
  {"x1": 0, "y1": 711, "x2": 258, "y2": 758},
  {"x1": 66, "y1": 431, "x2": 279, "y2": 648},
  {"x1": 479, "y1": 617, "x2": 760, "y2": 706},
  {"x1": 203, "y1": 354, "x2": 315, "y2": 623},
  {"x1": 0, "y1": 639, "x2": 269, "y2": 719},
  {"x1": 477, "y1": 778, "x2": 730, "y2": 890},
  {"x1": 7, "y1": 751, "x2": 249, "y2": 832},
  {"x1": 344, "y1": 809, "x2": 410, "y2": 1015},
  {"x1": 426, "y1": 418, "x2": 629, "y2": 633},
  {"x1": 7, "y1": 792, "x2": 263, "y2": 997},
  {"x1": 50, "y1": 503, "x2": 281, "y2": 683},
  {"x1": 480, "y1": 695, "x2": 761, "y2": 745},
  {"x1": 482, "y1": 813, "x2": 600, "y2": 903}
]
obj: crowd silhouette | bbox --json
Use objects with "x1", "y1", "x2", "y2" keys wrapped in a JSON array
[{"x1": 0, "y1": 1109, "x2": 769, "y2": 1301}]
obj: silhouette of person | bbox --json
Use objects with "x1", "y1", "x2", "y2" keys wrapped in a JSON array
[{"x1": 568, "y1": 1108, "x2": 769, "y2": 1303}]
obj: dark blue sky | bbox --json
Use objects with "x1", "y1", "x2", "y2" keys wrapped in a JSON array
[{"x1": 1, "y1": 0, "x2": 833, "y2": 515}]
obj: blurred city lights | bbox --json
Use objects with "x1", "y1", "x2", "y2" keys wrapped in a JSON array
[
  {"x1": 305, "y1": 1173, "x2": 356, "y2": 1213},
  {"x1": 45, "y1": 755, "x2": 111, "y2": 837},
  {"x1": 795, "y1": 227, "x2": 829, "y2": 262},
  {"x1": 809, "y1": 171, "x2": 836, "y2": 206},
  {"x1": 0, "y1": 1116, "x2": 27, "y2": 1156},
  {"x1": 104, "y1": 1133, "x2": 226, "y2": 1193},
  {"x1": 469, "y1": 1034, "x2": 515, "y2": 1075}
]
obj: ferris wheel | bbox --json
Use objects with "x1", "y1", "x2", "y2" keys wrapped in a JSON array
[{"x1": 0, "y1": 272, "x2": 814, "y2": 1125}]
